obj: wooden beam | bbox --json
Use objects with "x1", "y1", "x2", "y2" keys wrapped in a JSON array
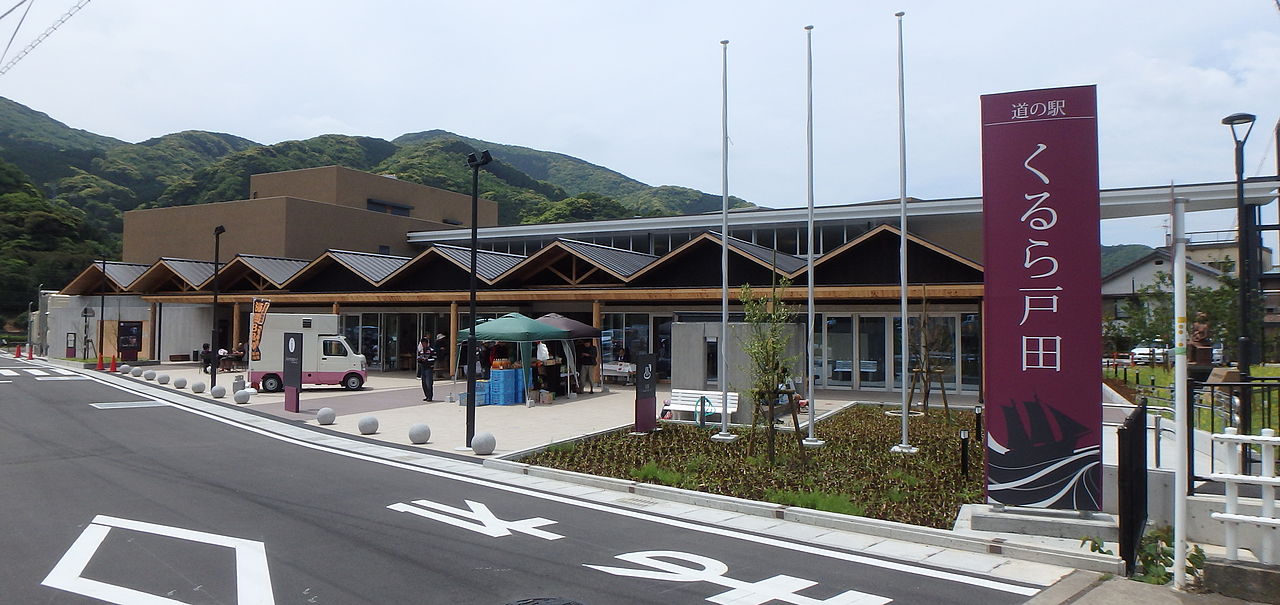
[
  {"x1": 449, "y1": 301, "x2": 458, "y2": 374},
  {"x1": 232, "y1": 302, "x2": 242, "y2": 347},
  {"x1": 141, "y1": 284, "x2": 983, "y2": 305}
]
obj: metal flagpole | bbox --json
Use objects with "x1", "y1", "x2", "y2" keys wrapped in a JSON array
[
  {"x1": 1172, "y1": 190, "x2": 1189, "y2": 589},
  {"x1": 713, "y1": 39, "x2": 736, "y2": 443},
  {"x1": 890, "y1": 11, "x2": 917, "y2": 455},
  {"x1": 803, "y1": 25, "x2": 823, "y2": 448}
]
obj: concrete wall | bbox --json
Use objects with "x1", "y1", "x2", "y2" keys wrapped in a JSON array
[
  {"x1": 672, "y1": 321, "x2": 804, "y2": 423},
  {"x1": 123, "y1": 196, "x2": 455, "y2": 263},
  {"x1": 248, "y1": 165, "x2": 498, "y2": 227}
]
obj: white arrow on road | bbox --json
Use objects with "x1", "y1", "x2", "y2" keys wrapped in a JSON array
[
  {"x1": 586, "y1": 550, "x2": 891, "y2": 605},
  {"x1": 388, "y1": 498, "x2": 563, "y2": 540}
]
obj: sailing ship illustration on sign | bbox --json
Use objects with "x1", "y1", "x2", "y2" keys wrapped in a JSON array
[{"x1": 987, "y1": 395, "x2": 1102, "y2": 509}]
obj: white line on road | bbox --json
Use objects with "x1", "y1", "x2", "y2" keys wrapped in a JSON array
[
  {"x1": 24, "y1": 369, "x2": 49, "y2": 376},
  {"x1": 82, "y1": 373, "x2": 1040, "y2": 597},
  {"x1": 0, "y1": 369, "x2": 18, "y2": 376},
  {"x1": 90, "y1": 401, "x2": 170, "y2": 409},
  {"x1": 35, "y1": 376, "x2": 91, "y2": 381}
]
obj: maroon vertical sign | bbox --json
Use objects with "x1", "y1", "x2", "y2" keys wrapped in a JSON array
[{"x1": 980, "y1": 85, "x2": 1102, "y2": 510}]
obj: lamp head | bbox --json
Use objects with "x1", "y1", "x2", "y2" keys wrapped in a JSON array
[
  {"x1": 960, "y1": 429, "x2": 970, "y2": 439},
  {"x1": 1222, "y1": 113, "x2": 1256, "y2": 127},
  {"x1": 213, "y1": 225, "x2": 226, "y2": 236},
  {"x1": 466, "y1": 150, "x2": 493, "y2": 168}
]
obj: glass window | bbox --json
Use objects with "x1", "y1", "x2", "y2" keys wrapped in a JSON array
[
  {"x1": 705, "y1": 337, "x2": 719, "y2": 385},
  {"x1": 323, "y1": 340, "x2": 347, "y2": 357},
  {"x1": 961, "y1": 313, "x2": 981, "y2": 392}
]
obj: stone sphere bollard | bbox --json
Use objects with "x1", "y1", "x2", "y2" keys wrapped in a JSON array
[
  {"x1": 233, "y1": 389, "x2": 251, "y2": 404},
  {"x1": 173, "y1": 377, "x2": 187, "y2": 389},
  {"x1": 118, "y1": 364, "x2": 131, "y2": 374},
  {"x1": 130, "y1": 367, "x2": 144, "y2": 377},
  {"x1": 232, "y1": 376, "x2": 246, "y2": 393},
  {"x1": 191, "y1": 381, "x2": 206, "y2": 393},
  {"x1": 210, "y1": 385, "x2": 227, "y2": 398},
  {"x1": 471, "y1": 432, "x2": 496, "y2": 456},
  {"x1": 316, "y1": 407, "x2": 336, "y2": 425},
  {"x1": 143, "y1": 370, "x2": 156, "y2": 381},
  {"x1": 408, "y1": 423, "x2": 431, "y2": 444},
  {"x1": 358, "y1": 416, "x2": 379, "y2": 435},
  {"x1": 157, "y1": 374, "x2": 170, "y2": 384}
]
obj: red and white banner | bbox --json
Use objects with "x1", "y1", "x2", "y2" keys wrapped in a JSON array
[{"x1": 980, "y1": 85, "x2": 1102, "y2": 510}]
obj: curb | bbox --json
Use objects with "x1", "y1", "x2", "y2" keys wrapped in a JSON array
[{"x1": 484, "y1": 458, "x2": 1126, "y2": 575}]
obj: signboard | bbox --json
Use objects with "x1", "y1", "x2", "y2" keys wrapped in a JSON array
[
  {"x1": 633, "y1": 353, "x2": 657, "y2": 432},
  {"x1": 283, "y1": 332, "x2": 302, "y2": 413},
  {"x1": 980, "y1": 85, "x2": 1102, "y2": 510},
  {"x1": 248, "y1": 298, "x2": 270, "y2": 362}
]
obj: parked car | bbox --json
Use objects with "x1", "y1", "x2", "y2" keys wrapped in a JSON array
[
  {"x1": 1212, "y1": 344, "x2": 1224, "y2": 365},
  {"x1": 1130, "y1": 341, "x2": 1169, "y2": 365}
]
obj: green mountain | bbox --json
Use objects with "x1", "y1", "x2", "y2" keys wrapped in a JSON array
[
  {"x1": 1101, "y1": 244, "x2": 1155, "y2": 276},
  {"x1": 395, "y1": 129, "x2": 753, "y2": 216},
  {"x1": 0, "y1": 97, "x2": 126, "y2": 189}
]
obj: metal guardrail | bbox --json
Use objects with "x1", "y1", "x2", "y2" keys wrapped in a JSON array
[{"x1": 1209, "y1": 428, "x2": 1279, "y2": 564}]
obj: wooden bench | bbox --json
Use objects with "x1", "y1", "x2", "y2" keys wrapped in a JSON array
[{"x1": 663, "y1": 389, "x2": 738, "y2": 421}]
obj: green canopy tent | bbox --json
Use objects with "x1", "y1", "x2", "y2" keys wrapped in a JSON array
[{"x1": 457, "y1": 313, "x2": 571, "y2": 403}]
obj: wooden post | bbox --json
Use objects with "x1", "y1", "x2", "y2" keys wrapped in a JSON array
[
  {"x1": 149, "y1": 302, "x2": 159, "y2": 361},
  {"x1": 592, "y1": 300, "x2": 602, "y2": 385},
  {"x1": 232, "y1": 302, "x2": 242, "y2": 347},
  {"x1": 449, "y1": 301, "x2": 459, "y2": 378},
  {"x1": 332, "y1": 302, "x2": 340, "y2": 315}
]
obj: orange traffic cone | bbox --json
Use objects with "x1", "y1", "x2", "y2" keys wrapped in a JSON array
[
  {"x1": 109, "y1": 356, "x2": 117, "y2": 372},
  {"x1": 25, "y1": 345, "x2": 32, "y2": 360},
  {"x1": 96, "y1": 355, "x2": 104, "y2": 370},
  {"x1": 14, "y1": 344, "x2": 21, "y2": 357}
]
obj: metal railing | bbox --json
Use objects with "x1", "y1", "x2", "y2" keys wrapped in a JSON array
[{"x1": 1209, "y1": 428, "x2": 1279, "y2": 564}]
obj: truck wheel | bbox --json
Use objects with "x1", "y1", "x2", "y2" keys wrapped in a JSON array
[
  {"x1": 342, "y1": 373, "x2": 364, "y2": 390},
  {"x1": 261, "y1": 374, "x2": 283, "y2": 392}
]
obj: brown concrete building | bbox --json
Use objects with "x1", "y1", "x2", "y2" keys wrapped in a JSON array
[{"x1": 123, "y1": 166, "x2": 498, "y2": 263}]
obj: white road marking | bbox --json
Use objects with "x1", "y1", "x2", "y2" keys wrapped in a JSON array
[
  {"x1": 388, "y1": 498, "x2": 563, "y2": 540},
  {"x1": 586, "y1": 550, "x2": 891, "y2": 605},
  {"x1": 0, "y1": 369, "x2": 19, "y2": 376},
  {"x1": 24, "y1": 369, "x2": 49, "y2": 376},
  {"x1": 53, "y1": 368, "x2": 78, "y2": 375},
  {"x1": 36, "y1": 376, "x2": 91, "y2": 381},
  {"x1": 79, "y1": 372, "x2": 1043, "y2": 597},
  {"x1": 43, "y1": 514, "x2": 275, "y2": 605},
  {"x1": 91, "y1": 401, "x2": 170, "y2": 410}
]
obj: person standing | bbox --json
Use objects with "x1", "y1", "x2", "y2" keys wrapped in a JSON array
[
  {"x1": 416, "y1": 336, "x2": 437, "y2": 401},
  {"x1": 578, "y1": 340, "x2": 598, "y2": 394}
]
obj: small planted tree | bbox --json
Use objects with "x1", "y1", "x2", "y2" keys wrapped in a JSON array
[{"x1": 739, "y1": 278, "x2": 808, "y2": 464}]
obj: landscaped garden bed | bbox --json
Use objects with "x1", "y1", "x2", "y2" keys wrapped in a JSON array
[{"x1": 521, "y1": 404, "x2": 985, "y2": 529}]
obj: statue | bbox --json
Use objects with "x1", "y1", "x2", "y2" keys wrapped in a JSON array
[{"x1": 1188, "y1": 311, "x2": 1213, "y2": 365}]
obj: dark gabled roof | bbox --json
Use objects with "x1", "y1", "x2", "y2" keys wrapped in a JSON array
[
  {"x1": 327, "y1": 249, "x2": 410, "y2": 283},
  {"x1": 711, "y1": 232, "x2": 808, "y2": 275},
  {"x1": 234, "y1": 254, "x2": 311, "y2": 287},
  {"x1": 430, "y1": 244, "x2": 526, "y2": 282},
  {"x1": 104, "y1": 261, "x2": 150, "y2": 289},
  {"x1": 1102, "y1": 247, "x2": 1223, "y2": 282},
  {"x1": 808, "y1": 224, "x2": 982, "y2": 276},
  {"x1": 125, "y1": 258, "x2": 217, "y2": 292},
  {"x1": 59, "y1": 260, "x2": 151, "y2": 294},
  {"x1": 558, "y1": 239, "x2": 657, "y2": 277},
  {"x1": 162, "y1": 258, "x2": 217, "y2": 288}
]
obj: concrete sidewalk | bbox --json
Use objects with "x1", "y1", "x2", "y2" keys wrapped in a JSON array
[{"x1": 38, "y1": 356, "x2": 1266, "y2": 603}]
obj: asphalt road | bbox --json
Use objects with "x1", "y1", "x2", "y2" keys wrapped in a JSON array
[{"x1": 0, "y1": 358, "x2": 1045, "y2": 604}]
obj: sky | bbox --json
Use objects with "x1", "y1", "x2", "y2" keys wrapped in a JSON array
[{"x1": 2, "y1": 0, "x2": 1278, "y2": 249}]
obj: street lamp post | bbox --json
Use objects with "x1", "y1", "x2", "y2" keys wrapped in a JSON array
[
  {"x1": 464, "y1": 150, "x2": 492, "y2": 448},
  {"x1": 1223, "y1": 113, "x2": 1255, "y2": 448},
  {"x1": 98, "y1": 258, "x2": 106, "y2": 367},
  {"x1": 211, "y1": 225, "x2": 226, "y2": 388}
]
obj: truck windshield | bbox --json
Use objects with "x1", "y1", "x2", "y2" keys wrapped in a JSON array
[{"x1": 323, "y1": 340, "x2": 347, "y2": 357}]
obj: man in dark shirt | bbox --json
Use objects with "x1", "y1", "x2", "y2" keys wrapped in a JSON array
[
  {"x1": 578, "y1": 341, "x2": 598, "y2": 393},
  {"x1": 416, "y1": 336, "x2": 437, "y2": 401}
]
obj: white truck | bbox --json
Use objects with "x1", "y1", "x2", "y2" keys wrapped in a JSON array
[{"x1": 249, "y1": 313, "x2": 367, "y2": 392}]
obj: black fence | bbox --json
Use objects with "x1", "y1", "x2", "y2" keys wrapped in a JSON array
[{"x1": 1116, "y1": 401, "x2": 1148, "y2": 577}]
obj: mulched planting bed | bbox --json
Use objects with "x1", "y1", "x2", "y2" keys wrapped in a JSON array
[{"x1": 522, "y1": 404, "x2": 985, "y2": 529}]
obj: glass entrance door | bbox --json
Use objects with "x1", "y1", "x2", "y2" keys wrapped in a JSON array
[
  {"x1": 825, "y1": 317, "x2": 853, "y2": 387},
  {"x1": 857, "y1": 316, "x2": 887, "y2": 389}
]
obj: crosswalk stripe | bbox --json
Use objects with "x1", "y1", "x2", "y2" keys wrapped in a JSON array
[
  {"x1": 90, "y1": 401, "x2": 168, "y2": 409},
  {"x1": 35, "y1": 376, "x2": 91, "y2": 381},
  {"x1": 24, "y1": 369, "x2": 49, "y2": 376},
  {"x1": 52, "y1": 368, "x2": 77, "y2": 375},
  {"x1": 0, "y1": 369, "x2": 17, "y2": 376}
]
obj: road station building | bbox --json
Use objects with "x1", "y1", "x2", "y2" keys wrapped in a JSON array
[{"x1": 42, "y1": 166, "x2": 1273, "y2": 393}]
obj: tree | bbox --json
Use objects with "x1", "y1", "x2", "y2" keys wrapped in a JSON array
[
  {"x1": 738, "y1": 278, "x2": 808, "y2": 465},
  {"x1": 519, "y1": 192, "x2": 631, "y2": 224},
  {"x1": 1103, "y1": 270, "x2": 1238, "y2": 361}
]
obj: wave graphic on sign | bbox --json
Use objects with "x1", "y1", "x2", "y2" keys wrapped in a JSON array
[{"x1": 987, "y1": 396, "x2": 1102, "y2": 510}]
